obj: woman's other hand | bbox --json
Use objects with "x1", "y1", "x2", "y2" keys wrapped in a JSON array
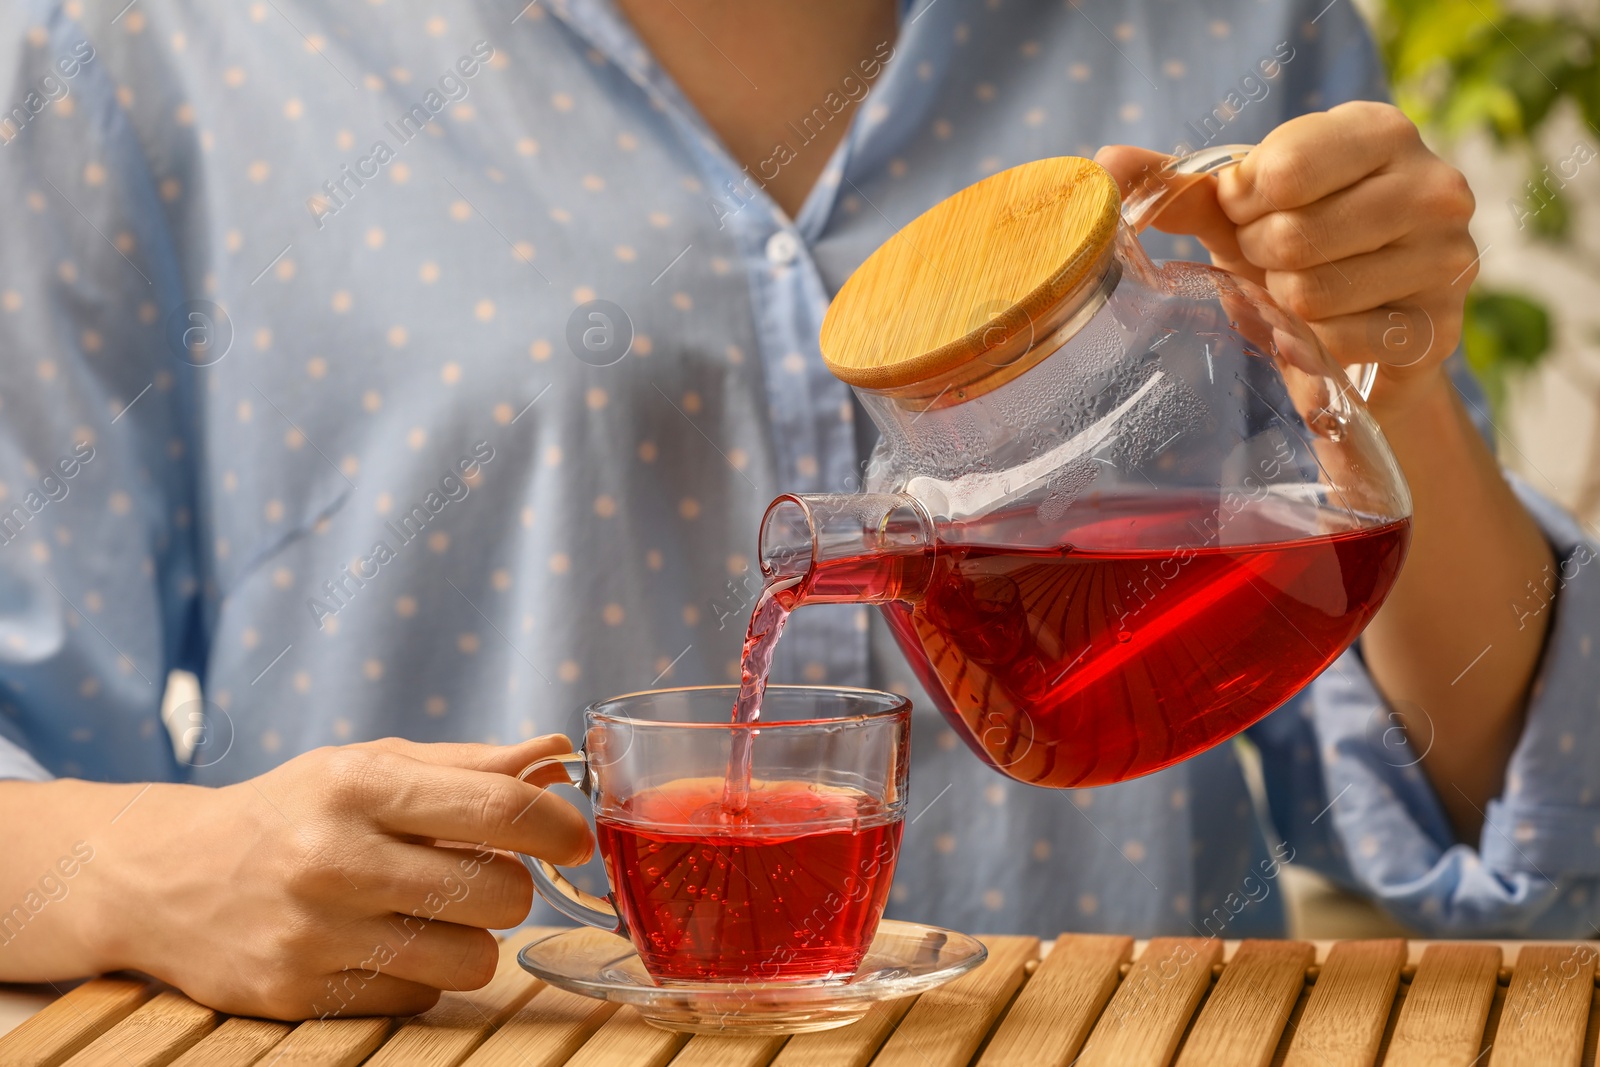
[{"x1": 88, "y1": 734, "x2": 590, "y2": 1019}]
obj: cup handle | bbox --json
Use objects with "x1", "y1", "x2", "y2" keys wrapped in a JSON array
[
  {"x1": 516, "y1": 753, "x2": 628, "y2": 937},
  {"x1": 1118, "y1": 143, "x2": 1379, "y2": 401}
]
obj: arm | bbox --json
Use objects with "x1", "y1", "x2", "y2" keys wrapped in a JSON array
[
  {"x1": 1100, "y1": 101, "x2": 1552, "y2": 840},
  {"x1": 1223, "y1": 104, "x2": 1554, "y2": 840},
  {"x1": 0, "y1": 737, "x2": 593, "y2": 1019},
  {"x1": 0, "y1": 775, "x2": 120, "y2": 981},
  {"x1": 1358, "y1": 361, "x2": 1553, "y2": 837},
  {"x1": 1247, "y1": 469, "x2": 1599, "y2": 936}
]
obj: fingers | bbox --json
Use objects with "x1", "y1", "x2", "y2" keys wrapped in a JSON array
[
  {"x1": 1263, "y1": 236, "x2": 1477, "y2": 322},
  {"x1": 1091, "y1": 144, "x2": 1168, "y2": 198},
  {"x1": 1233, "y1": 168, "x2": 1423, "y2": 270},
  {"x1": 1094, "y1": 145, "x2": 1246, "y2": 256},
  {"x1": 216, "y1": 971, "x2": 441, "y2": 1020},
  {"x1": 303, "y1": 972, "x2": 443, "y2": 1021},
  {"x1": 1094, "y1": 144, "x2": 1263, "y2": 283},
  {"x1": 305, "y1": 916, "x2": 503, "y2": 998},
  {"x1": 1219, "y1": 101, "x2": 1420, "y2": 222},
  {"x1": 368, "y1": 916, "x2": 503, "y2": 992},
  {"x1": 360, "y1": 733, "x2": 573, "y2": 775},
  {"x1": 265, "y1": 922, "x2": 499, "y2": 1019},
  {"x1": 1306, "y1": 296, "x2": 1461, "y2": 379},
  {"x1": 1099, "y1": 104, "x2": 1468, "y2": 385},
  {"x1": 364, "y1": 842, "x2": 535, "y2": 930},
  {"x1": 340, "y1": 751, "x2": 593, "y2": 864},
  {"x1": 1144, "y1": 176, "x2": 1247, "y2": 264}
]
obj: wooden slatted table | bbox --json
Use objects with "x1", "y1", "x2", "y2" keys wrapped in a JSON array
[{"x1": 1, "y1": 936, "x2": 1596, "y2": 1067}]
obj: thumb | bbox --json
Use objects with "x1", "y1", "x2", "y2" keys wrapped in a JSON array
[
  {"x1": 1092, "y1": 144, "x2": 1175, "y2": 199},
  {"x1": 1092, "y1": 145, "x2": 1250, "y2": 272}
]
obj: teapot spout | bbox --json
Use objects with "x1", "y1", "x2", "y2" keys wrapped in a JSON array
[{"x1": 759, "y1": 493, "x2": 936, "y2": 605}]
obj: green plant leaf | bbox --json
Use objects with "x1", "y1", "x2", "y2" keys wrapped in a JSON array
[
  {"x1": 1530, "y1": 184, "x2": 1571, "y2": 240},
  {"x1": 1376, "y1": 0, "x2": 1580, "y2": 412},
  {"x1": 1462, "y1": 289, "x2": 1553, "y2": 409},
  {"x1": 1378, "y1": 0, "x2": 1600, "y2": 153},
  {"x1": 1438, "y1": 78, "x2": 1522, "y2": 141}
]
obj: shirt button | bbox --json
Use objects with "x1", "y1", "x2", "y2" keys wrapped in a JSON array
[{"x1": 765, "y1": 231, "x2": 801, "y2": 266}]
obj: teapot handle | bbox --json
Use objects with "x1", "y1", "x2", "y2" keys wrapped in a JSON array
[
  {"x1": 1118, "y1": 143, "x2": 1378, "y2": 401},
  {"x1": 1118, "y1": 143, "x2": 1255, "y2": 234}
]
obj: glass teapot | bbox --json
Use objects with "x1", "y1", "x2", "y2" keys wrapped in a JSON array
[{"x1": 758, "y1": 147, "x2": 1413, "y2": 789}]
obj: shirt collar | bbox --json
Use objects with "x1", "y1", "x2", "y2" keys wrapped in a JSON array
[{"x1": 540, "y1": 0, "x2": 937, "y2": 240}]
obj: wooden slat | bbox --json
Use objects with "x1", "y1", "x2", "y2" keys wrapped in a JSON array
[
  {"x1": 1374, "y1": 968, "x2": 1410, "y2": 1064},
  {"x1": 869, "y1": 936, "x2": 1040, "y2": 1067},
  {"x1": 1174, "y1": 940, "x2": 1312, "y2": 1067},
  {"x1": 1282, "y1": 938, "x2": 1406, "y2": 1067},
  {"x1": 460, "y1": 987, "x2": 619, "y2": 1067},
  {"x1": 1383, "y1": 943, "x2": 1502, "y2": 1067},
  {"x1": 563, "y1": 1005, "x2": 688, "y2": 1067},
  {"x1": 1075, "y1": 938, "x2": 1223, "y2": 1067},
  {"x1": 977, "y1": 934, "x2": 1133, "y2": 1067},
  {"x1": 669, "y1": 1034, "x2": 787, "y2": 1066},
  {"x1": 364, "y1": 939, "x2": 544, "y2": 1067},
  {"x1": 1269, "y1": 983, "x2": 1311, "y2": 1067},
  {"x1": 15, "y1": 940, "x2": 1600, "y2": 1067},
  {"x1": 258, "y1": 1017, "x2": 393, "y2": 1066},
  {"x1": 1579, "y1": 987, "x2": 1600, "y2": 1067},
  {"x1": 60, "y1": 991, "x2": 216, "y2": 1067},
  {"x1": 0, "y1": 979, "x2": 155, "y2": 1067},
  {"x1": 1489, "y1": 944, "x2": 1597, "y2": 1067},
  {"x1": 168, "y1": 1017, "x2": 291, "y2": 1067},
  {"x1": 0, "y1": 989, "x2": 57, "y2": 1047},
  {"x1": 1479, "y1": 981, "x2": 1508, "y2": 1064},
  {"x1": 769, "y1": 997, "x2": 917, "y2": 1067}
]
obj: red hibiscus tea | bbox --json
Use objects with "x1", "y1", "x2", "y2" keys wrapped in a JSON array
[
  {"x1": 883, "y1": 507, "x2": 1409, "y2": 787},
  {"x1": 596, "y1": 777, "x2": 902, "y2": 982},
  {"x1": 518, "y1": 687, "x2": 909, "y2": 986},
  {"x1": 755, "y1": 492, "x2": 1410, "y2": 790}
]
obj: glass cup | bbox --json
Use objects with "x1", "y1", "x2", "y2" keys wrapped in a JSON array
[{"x1": 516, "y1": 685, "x2": 911, "y2": 984}]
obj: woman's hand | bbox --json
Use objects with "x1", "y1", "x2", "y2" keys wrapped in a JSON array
[
  {"x1": 87, "y1": 734, "x2": 590, "y2": 1020},
  {"x1": 1097, "y1": 103, "x2": 1555, "y2": 839},
  {"x1": 1097, "y1": 100, "x2": 1478, "y2": 413}
]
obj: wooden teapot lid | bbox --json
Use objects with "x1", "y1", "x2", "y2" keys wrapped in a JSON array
[{"x1": 820, "y1": 156, "x2": 1120, "y2": 403}]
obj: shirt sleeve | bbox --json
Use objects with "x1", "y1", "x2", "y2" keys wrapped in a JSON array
[
  {"x1": 1279, "y1": 0, "x2": 1391, "y2": 112},
  {"x1": 0, "y1": 1, "x2": 201, "y2": 783},
  {"x1": 0, "y1": 734, "x2": 53, "y2": 781},
  {"x1": 1256, "y1": 472, "x2": 1600, "y2": 937},
  {"x1": 1250, "y1": 352, "x2": 1600, "y2": 935}
]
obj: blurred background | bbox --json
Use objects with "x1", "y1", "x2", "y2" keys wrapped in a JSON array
[{"x1": 1363, "y1": 0, "x2": 1600, "y2": 525}]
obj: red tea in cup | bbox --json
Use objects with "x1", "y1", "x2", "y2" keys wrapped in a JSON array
[
  {"x1": 516, "y1": 686, "x2": 911, "y2": 986},
  {"x1": 597, "y1": 777, "x2": 902, "y2": 982}
]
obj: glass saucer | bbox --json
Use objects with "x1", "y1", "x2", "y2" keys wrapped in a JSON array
[{"x1": 515, "y1": 920, "x2": 988, "y2": 1035}]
